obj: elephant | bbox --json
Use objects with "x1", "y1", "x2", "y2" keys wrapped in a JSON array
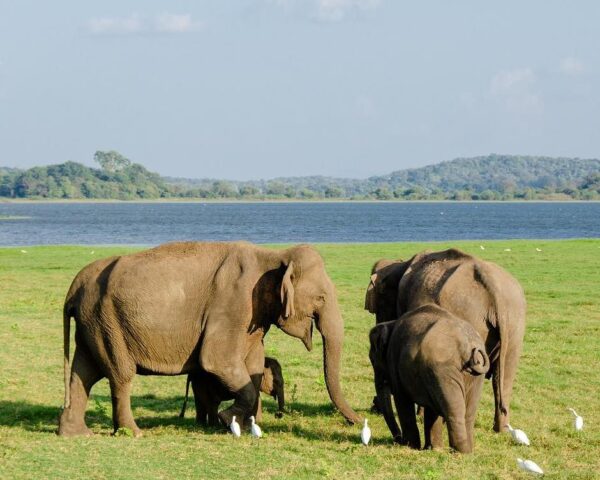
[
  {"x1": 369, "y1": 304, "x2": 490, "y2": 453},
  {"x1": 364, "y1": 248, "x2": 526, "y2": 432},
  {"x1": 58, "y1": 241, "x2": 360, "y2": 437},
  {"x1": 178, "y1": 356, "x2": 285, "y2": 425}
]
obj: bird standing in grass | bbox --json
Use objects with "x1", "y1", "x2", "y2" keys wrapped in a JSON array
[
  {"x1": 568, "y1": 408, "x2": 584, "y2": 431},
  {"x1": 517, "y1": 458, "x2": 544, "y2": 475},
  {"x1": 250, "y1": 416, "x2": 262, "y2": 438},
  {"x1": 507, "y1": 424, "x2": 530, "y2": 446},
  {"x1": 361, "y1": 418, "x2": 371, "y2": 446},
  {"x1": 230, "y1": 416, "x2": 241, "y2": 438}
]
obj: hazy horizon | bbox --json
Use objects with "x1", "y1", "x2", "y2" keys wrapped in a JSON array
[{"x1": 1, "y1": 2, "x2": 599, "y2": 180}]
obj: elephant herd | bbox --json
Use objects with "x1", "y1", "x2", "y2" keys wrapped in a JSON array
[{"x1": 58, "y1": 241, "x2": 526, "y2": 454}]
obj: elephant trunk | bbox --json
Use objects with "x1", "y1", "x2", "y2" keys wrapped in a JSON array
[
  {"x1": 317, "y1": 303, "x2": 362, "y2": 425},
  {"x1": 276, "y1": 383, "x2": 285, "y2": 414}
]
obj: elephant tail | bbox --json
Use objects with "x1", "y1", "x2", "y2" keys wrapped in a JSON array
[
  {"x1": 63, "y1": 302, "x2": 73, "y2": 409},
  {"x1": 179, "y1": 375, "x2": 191, "y2": 418},
  {"x1": 474, "y1": 262, "x2": 513, "y2": 416}
]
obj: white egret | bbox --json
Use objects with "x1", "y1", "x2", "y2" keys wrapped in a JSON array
[
  {"x1": 507, "y1": 424, "x2": 530, "y2": 446},
  {"x1": 568, "y1": 408, "x2": 584, "y2": 431},
  {"x1": 504, "y1": 248, "x2": 512, "y2": 252},
  {"x1": 361, "y1": 418, "x2": 371, "y2": 446},
  {"x1": 479, "y1": 245, "x2": 485, "y2": 250},
  {"x1": 517, "y1": 458, "x2": 544, "y2": 475},
  {"x1": 230, "y1": 416, "x2": 241, "y2": 438},
  {"x1": 535, "y1": 248, "x2": 542, "y2": 252},
  {"x1": 250, "y1": 416, "x2": 262, "y2": 438},
  {"x1": 20, "y1": 250, "x2": 27, "y2": 253}
]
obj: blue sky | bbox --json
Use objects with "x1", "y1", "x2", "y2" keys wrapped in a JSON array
[{"x1": 0, "y1": 1, "x2": 598, "y2": 179}]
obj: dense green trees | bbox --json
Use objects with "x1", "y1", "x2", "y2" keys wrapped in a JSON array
[{"x1": 1, "y1": 153, "x2": 598, "y2": 200}]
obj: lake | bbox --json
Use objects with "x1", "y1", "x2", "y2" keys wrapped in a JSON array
[{"x1": 0, "y1": 202, "x2": 599, "y2": 246}]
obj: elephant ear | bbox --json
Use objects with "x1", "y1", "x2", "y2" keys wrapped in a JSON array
[
  {"x1": 280, "y1": 261, "x2": 295, "y2": 319},
  {"x1": 364, "y1": 273, "x2": 378, "y2": 313},
  {"x1": 369, "y1": 322, "x2": 391, "y2": 367}
]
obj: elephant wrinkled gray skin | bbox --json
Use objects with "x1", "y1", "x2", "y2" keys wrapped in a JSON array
[
  {"x1": 365, "y1": 248, "x2": 526, "y2": 432},
  {"x1": 369, "y1": 304, "x2": 490, "y2": 453},
  {"x1": 58, "y1": 241, "x2": 360, "y2": 437},
  {"x1": 179, "y1": 356, "x2": 285, "y2": 425}
]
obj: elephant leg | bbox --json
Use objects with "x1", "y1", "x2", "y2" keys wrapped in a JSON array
[
  {"x1": 465, "y1": 377, "x2": 484, "y2": 451},
  {"x1": 58, "y1": 347, "x2": 103, "y2": 437},
  {"x1": 443, "y1": 395, "x2": 470, "y2": 453},
  {"x1": 245, "y1": 344, "x2": 265, "y2": 428},
  {"x1": 191, "y1": 376, "x2": 209, "y2": 426},
  {"x1": 424, "y1": 408, "x2": 444, "y2": 450},
  {"x1": 492, "y1": 349, "x2": 520, "y2": 433},
  {"x1": 110, "y1": 378, "x2": 141, "y2": 437},
  {"x1": 201, "y1": 336, "x2": 262, "y2": 428},
  {"x1": 394, "y1": 391, "x2": 420, "y2": 449},
  {"x1": 255, "y1": 395, "x2": 263, "y2": 423}
]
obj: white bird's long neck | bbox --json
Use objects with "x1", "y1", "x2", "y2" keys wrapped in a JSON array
[{"x1": 507, "y1": 424, "x2": 514, "y2": 432}]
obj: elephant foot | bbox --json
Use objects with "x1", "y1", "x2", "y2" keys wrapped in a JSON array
[
  {"x1": 493, "y1": 416, "x2": 509, "y2": 433},
  {"x1": 58, "y1": 408, "x2": 94, "y2": 437},
  {"x1": 218, "y1": 406, "x2": 246, "y2": 429},
  {"x1": 113, "y1": 426, "x2": 143, "y2": 438},
  {"x1": 275, "y1": 411, "x2": 284, "y2": 419},
  {"x1": 370, "y1": 396, "x2": 382, "y2": 414}
]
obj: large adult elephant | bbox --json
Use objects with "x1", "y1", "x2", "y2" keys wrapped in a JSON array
[
  {"x1": 58, "y1": 241, "x2": 360, "y2": 437},
  {"x1": 364, "y1": 248, "x2": 526, "y2": 432}
]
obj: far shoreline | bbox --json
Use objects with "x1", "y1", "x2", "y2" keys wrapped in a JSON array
[{"x1": 2, "y1": 198, "x2": 600, "y2": 205}]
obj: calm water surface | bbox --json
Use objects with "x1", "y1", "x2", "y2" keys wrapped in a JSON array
[{"x1": 0, "y1": 202, "x2": 599, "y2": 246}]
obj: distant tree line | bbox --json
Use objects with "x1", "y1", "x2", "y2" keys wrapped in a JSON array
[{"x1": 1, "y1": 152, "x2": 599, "y2": 200}]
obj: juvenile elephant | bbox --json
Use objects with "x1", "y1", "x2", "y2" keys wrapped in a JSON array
[
  {"x1": 365, "y1": 248, "x2": 525, "y2": 432},
  {"x1": 369, "y1": 304, "x2": 489, "y2": 453},
  {"x1": 58, "y1": 241, "x2": 360, "y2": 437},
  {"x1": 179, "y1": 356, "x2": 285, "y2": 425}
]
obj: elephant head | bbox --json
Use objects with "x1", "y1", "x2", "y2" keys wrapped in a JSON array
[
  {"x1": 365, "y1": 258, "x2": 413, "y2": 324},
  {"x1": 275, "y1": 245, "x2": 361, "y2": 424}
]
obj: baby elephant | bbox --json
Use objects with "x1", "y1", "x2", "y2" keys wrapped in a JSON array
[
  {"x1": 369, "y1": 304, "x2": 489, "y2": 453},
  {"x1": 179, "y1": 357, "x2": 285, "y2": 425}
]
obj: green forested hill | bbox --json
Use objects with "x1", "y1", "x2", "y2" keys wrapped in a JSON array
[{"x1": 1, "y1": 153, "x2": 599, "y2": 200}]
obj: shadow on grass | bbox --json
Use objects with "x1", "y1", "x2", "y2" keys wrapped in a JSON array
[{"x1": 0, "y1": 397, "x2": 371, "y2": 439}]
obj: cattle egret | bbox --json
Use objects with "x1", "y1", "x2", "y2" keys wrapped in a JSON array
[
  {"x1": 507, "y1": 424, "x2": 530, "y2": 446},
  {"x1": 91, "y1": 251, "x2": 95, "y2": 254},
  {"x1": 361, "y1": 418, "x2": 371, "y2": 446},
  {"x1": 20, "y1": 250, "x2": 27, "y2": 253},
  {"x1": 536, "y1": 248, "x2": 542, "y2": 252},
  {"x1": 504, "y1": 248, "x2": 512, "y2": 252},
  {"x1": 480, "y1": 245, "x2": 485, "y2": 250},
  {"x1": 230, "y1": 416, "x2": 241, "y2": 438},
  {"x1": 250, "y1": 416, "x2": 262, "y2": 438},
  {"x1": 517, "y1": 458, "x2": 544, "y2": 475},
  {"x1": 568, "y1": 408, "x2": 584, "y2": 431}
]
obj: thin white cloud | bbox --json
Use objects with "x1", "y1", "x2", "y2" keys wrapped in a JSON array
[
  {"x1": 88, "y1": 14, "x2": 143, "y2": 35},
  {"x1": 490, "y1": 67, "x2": 543, "y2": 115},
  {"x1": 155, "y1": 13, "x2": 202, "y2": 33},
  {"x1": 267, "y1": 0, "x2": 381, "y2": 22},
  {"x1": 88, "y1": 13, "x2": 201, "y2": 36},
  {"x1": 559, "y1": 57, "x2": 584, "y2": 76},
  {"x1": 316, "y1": 0, "x2": 381, "y2": 22}
]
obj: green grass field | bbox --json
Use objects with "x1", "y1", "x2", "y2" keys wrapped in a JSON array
[{"x1": 1, "y1": 240, "x2": 599, "y2": 479}]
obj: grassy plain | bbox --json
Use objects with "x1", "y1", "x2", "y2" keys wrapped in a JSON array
[{"x1": 1, "y1": 240, "x2": 599, "y2": 479}]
